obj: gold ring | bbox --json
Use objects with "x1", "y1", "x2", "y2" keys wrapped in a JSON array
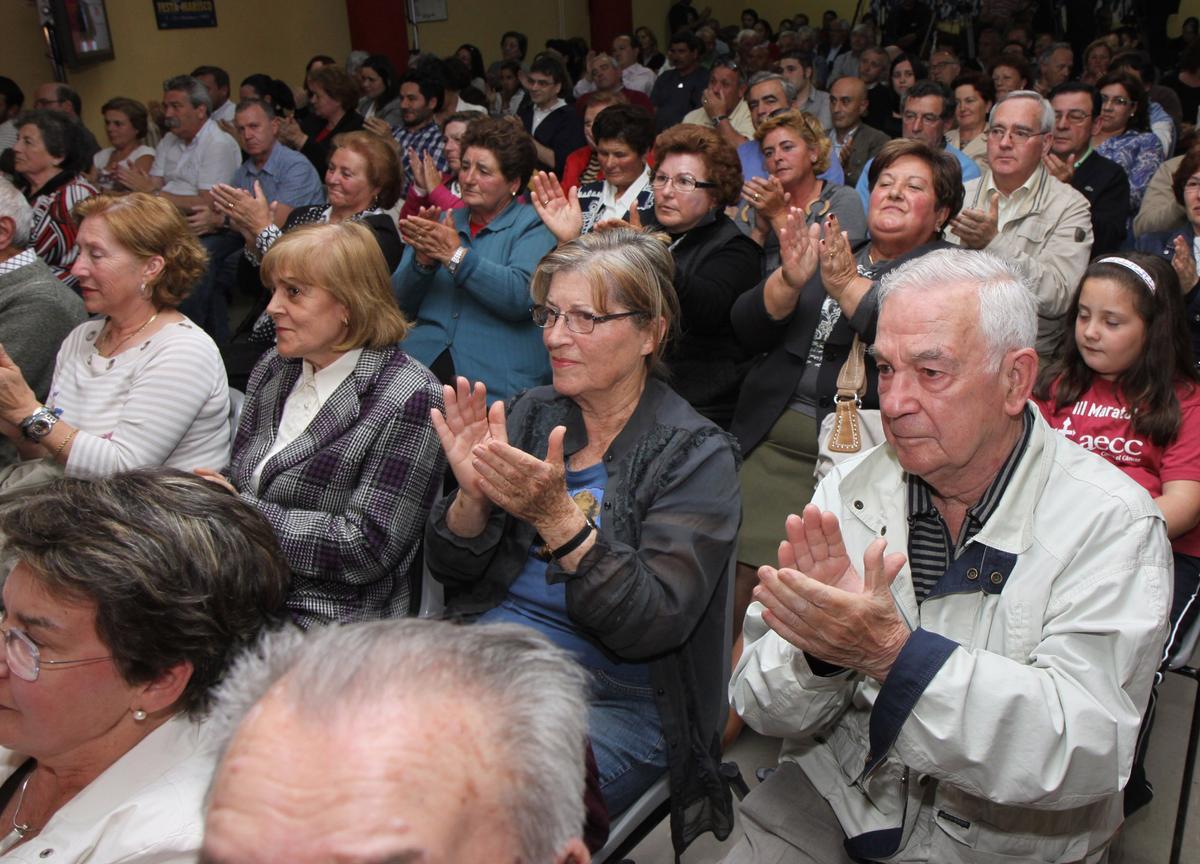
[{"x1": 754, "y1": 193, "x2": 761, "y2": 201}]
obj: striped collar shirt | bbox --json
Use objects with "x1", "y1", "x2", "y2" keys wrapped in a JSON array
[{"x1": 906, "y1": 407, "x2": 1033, "y2": 601}]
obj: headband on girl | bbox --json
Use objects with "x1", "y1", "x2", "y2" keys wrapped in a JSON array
[{"x1": 1096, "y1": 256, "x2": 1156, "y2": 294}]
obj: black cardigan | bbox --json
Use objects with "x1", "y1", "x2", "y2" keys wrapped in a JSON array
[
  {"x1": 519, "y1": 102, "x2": 586, "y2": 176},
  {"x1": 300, "y1": 110, "x2": 365, "y2": 177},
  {"x1": 729, "y1": 239, "x2": 952, "y2": 456}
]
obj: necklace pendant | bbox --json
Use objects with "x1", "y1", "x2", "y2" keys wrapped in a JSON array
[{"x1": 12, "y1": 821, "x2": 29, "y2": 838}]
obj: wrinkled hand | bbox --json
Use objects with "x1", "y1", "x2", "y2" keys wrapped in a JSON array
[
  {"x1": 471, "y1": 424, "x2": 577, "y2": 532},
  {"x1": 530, "y1": 171, "x2": 584, "y2": 244},
  {"x1": 1173, "y1": 234, "x2": 1199, "y2": 291},
  {"x1": 948, "y1": 191, "x2": 999, "y2": 250},
  {"x1": 754, "y1": 504, "x2": 910, "y2": 681},
  {"x1": 430, "y1": 377, "x2": 505, "y2": 503},
  {"x1": 743, "y1": 175, "x2": 790, "y2": 222},
  {"x1": 779, "y1": 211, "x2": 821, "y2": 289},
  {"x1": 212, "y1": 181, "x2": 276, "y2": 240},
  {"x1": 399, "y1": 210, "x2": 460, "y2": 265},
  {"x1": 116, "y1": 164, "x2": 157, "y2": 194},
  {"x1": 817, "y1": 215, "x2": 857, "y2": 298},
  {"x1": 0, "y1": 344, "x2": 39, "y2": 426},
  {"x1": 1042, "y1": 151, "x2": 1074, "y2": 184},
  {"x1": 194, "y1": 468, "x2": 238, "y2": 495},
  {"x1": 364, "y1": 116, "x2": 393, "y2": 140}
]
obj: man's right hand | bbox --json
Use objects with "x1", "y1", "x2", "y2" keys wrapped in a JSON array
[{"x1": 1042, "y1": 151, "x2": 1074, "y2": 184}]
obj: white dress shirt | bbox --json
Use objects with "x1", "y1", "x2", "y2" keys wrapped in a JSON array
[{"x1": 150, "y1": 118, "x2": 241, "y2": 195}]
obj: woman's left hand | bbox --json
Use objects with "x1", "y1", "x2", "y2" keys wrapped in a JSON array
[
  {"x1": 743, "y1": 176, "x2": 790, "y2": 222},
  {"x1": 818, "y1": 215, "x2": 858, "y2": 300},
  {"x1": 194, "y1": 468, "x2": 238, "y2": 495},
  {"x1": 471, "y1": 425, "x2": 578, "y2": 533},
  {"x1": 1173, "y1": 234, "x2": 1199, "y2": 291},
  {"x1": 399, "y1": 211, "x2": 461, "y2": 265},
  {"x1": 0, "y1": 345, "x2": 40, "y2": 428}
]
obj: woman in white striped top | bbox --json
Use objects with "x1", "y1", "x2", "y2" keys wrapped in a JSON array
[{"x1": 0, "y1": 193, "x2": 230, "y2": 479}]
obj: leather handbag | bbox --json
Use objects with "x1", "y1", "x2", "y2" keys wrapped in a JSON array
[{"x1": 815, "y1": 333, "x2": 885, "y2": 481}]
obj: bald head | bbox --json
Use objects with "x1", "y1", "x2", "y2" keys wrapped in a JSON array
[{"x1": 830, "y1": 77, "x2": 868, "y2": 132}]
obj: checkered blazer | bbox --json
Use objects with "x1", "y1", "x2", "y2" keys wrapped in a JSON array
[{"x1": 227, "y1": 346, "x2": 445, "y2": 626}]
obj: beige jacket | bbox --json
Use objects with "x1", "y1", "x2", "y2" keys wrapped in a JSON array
[{"x1": 948, "y1": 165, "x2": 1094, "y2": 356}]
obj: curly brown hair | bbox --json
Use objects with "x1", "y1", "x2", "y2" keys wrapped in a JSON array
[
  {"x1": 460, "y1": 115, "x2": 537, "y2": 188},
  {"x1": 652, "y1": 124, "x2": 742, "y2": 207},
  {"x1": 755, "y1": 110, "x2": 832, "y2": 175},
  {"x1": 74, "y1": 193, "x2": 207, "y2": 308}
]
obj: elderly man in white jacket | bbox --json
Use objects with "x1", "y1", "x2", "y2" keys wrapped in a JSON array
[{"x1": 726, "y1": 249, "x2": 1171, "y2": 864}]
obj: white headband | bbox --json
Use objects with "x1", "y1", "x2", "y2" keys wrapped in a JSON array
[{"x1": 1096, "y1": 256, "x2": 1156, "y2": 294}]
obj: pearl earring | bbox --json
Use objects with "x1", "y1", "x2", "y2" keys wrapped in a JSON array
[
  {"x1": 139, "y1": 282, "x2": 148, "y2": 298},
  {"x1": 132, "y1": 708, "x2": 147, "y2": 721}
]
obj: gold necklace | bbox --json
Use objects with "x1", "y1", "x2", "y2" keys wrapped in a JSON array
[{"x1": 101, "y1": 312, "x2": 158, "y2": 356}]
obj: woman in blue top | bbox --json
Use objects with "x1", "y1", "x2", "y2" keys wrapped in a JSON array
[
  {"x1": 424, "y1": 227, "x2": 740, "y2": 845},
  {"x1": 395, "y1": 117, "x2": 556, "y2": 403}
]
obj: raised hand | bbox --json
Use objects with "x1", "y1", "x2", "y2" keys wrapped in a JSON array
[
  {"x1": 755, "y1": 503, "x2": 909, "y2": 681},
  {"x1": 817, "y1": 214, "x2": 858, "y2": 299},
  {"x1": 1172, "y1": 234, "x2": 1198, "y2": 291},
  {"x1": 743, "y1": 175, "x2": 790, "y2": 223},
  {"x1": 1042, "y1": 151, "x2": 1073, "y2": 184},
  {"x1": 471, "y1": 424, "x2": 577, "y2": 533},
  {"x1": 529, "y1": 171, "x2": 584, "y2": 244},
  {"x1": 363, "y1": 116, "x2": 393, "y2": 140},
  {"x1": 779, "y1": 210, "x2": 821, "y2": 290},
  {"x1": 399, "y1": 208, "x2": 460, "y2": 265},
  {"x1": 429, "y1": 377, "x2": 506, "y2": 504},
  {"x1": 948, "y1": 191, "x2": 1000, "y2": 250}
]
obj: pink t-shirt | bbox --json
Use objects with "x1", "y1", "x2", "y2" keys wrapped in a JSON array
[{"x1": 1036, "y1": 377, "x2": 1200, "y2": 556}]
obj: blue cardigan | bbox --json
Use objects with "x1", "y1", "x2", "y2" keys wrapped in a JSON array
[{"x1": 392, "y1": 202, "x2": 557, "y2": 403}]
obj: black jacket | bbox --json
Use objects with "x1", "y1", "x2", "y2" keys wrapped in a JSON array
[
  {"x1": 427, "y1": 378, "x2": 741, "y2": 855},
  {"x1": 519, "y1": 102, "x2": 586, "y2": 176},
  {"x1": 300, "y1": 110, "x2": 364, "y2": 178},
  {"x1": 730, "y1": 239, "x2": 952, "y2": 456},
  {"x1": 1072, "y1": 150, "x2": 1131, "y2": 256},
  {"x1": 665, "y1": 210, "x2": 763, "y2": 428}
]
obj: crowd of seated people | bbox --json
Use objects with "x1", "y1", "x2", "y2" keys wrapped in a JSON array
[{"x1": 4, "y1": 7, "x2": 1200, "y2": 861}]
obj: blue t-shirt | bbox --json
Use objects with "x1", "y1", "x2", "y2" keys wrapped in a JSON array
[{"x1": 480, "y1": 462, "x2": 649, "y2": 683}]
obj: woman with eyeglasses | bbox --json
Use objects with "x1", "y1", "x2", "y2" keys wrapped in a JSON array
[
  {"x1": 1092, "y1": 70, "x2": 1164, "y2": 214},
  {"x1": 425, "y1": 226, "x2": 739, "y2": 841},
  {"x1": 0, "y1": 469, "x2": 288, "y2": 860},
  {"x1": 530, "y1": 124, "x2": 760, "y2": 427}
]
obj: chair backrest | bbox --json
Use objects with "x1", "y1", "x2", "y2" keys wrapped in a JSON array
[{"x1": 228, "y1": 387, "x2": 245, "y2": 448}]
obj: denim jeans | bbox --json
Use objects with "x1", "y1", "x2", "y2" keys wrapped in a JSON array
[
  {"x1": 588, "y1": 668, "x2": 668, "y2": 816},
  {"x1": 182, "y1": 230, "x2": 244, "y2": 344}
]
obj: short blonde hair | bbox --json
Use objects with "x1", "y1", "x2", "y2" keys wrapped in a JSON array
[
  {"x1": 755, "y1": 110, "x2": 832, "y2": 175},
  {"x1": 260, "y1": 222, "x2": 410, "y2": 351},
  {"x1": 529, "y1": 226, "x2": 679, "y2": 372},
  {"x1": 74, "y1": 193, "x2": 207, "y2": 308}
]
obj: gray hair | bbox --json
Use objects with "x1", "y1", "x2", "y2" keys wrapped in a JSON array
[
  {"x1": 735, "y1": 28, "x2": 760, "y2": 46},
  {"x1": 590, "y1": 51, "x2": 619, "y2": 70},
  {"x1": 209, "y1": 620, "x2": 590, "y2": 864},
  {"x1": 990, "y1": 89, "x2": 1054, "y2": 133},
  {"x1": 234, "y1": 97, "x2": 276, "y2": 120},
  {"x1": 877, "y1": 249, "x2": 1037, "y2": 369},
  {"x1": 796, "y1": 25, "x2": 818, "y2": 42},
  {"x1": 0, "y1": 469, "x2": 290, "y2": 716},
  {"x1": 345, "y1": 49, "x2": 369, "y2": 75},
  {"x1": 0, "y1": 177, "x2": 32, "y2": 247},
  {"x1": 162, "y1": 74, "x2": 211, "y2": 114},
  {"x1": 748, "y1": 71, "x2": 798, "y2": 104},
  {"x1": 1039, "y1": 42, "x2": 1073, "y2": 65}
]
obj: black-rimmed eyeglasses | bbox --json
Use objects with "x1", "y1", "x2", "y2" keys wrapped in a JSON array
[{"x1": 532, "y1": 305, "x2": 646, "y2": 334}]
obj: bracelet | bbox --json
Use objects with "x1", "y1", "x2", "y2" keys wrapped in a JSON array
[
  {"x1": 52, "y1": 429, "x2": 77, "y2": 461},
  {"x1": 550, "y1": 516, "x2": 596, "y2": 560}
]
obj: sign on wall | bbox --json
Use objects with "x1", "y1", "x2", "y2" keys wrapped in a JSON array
[
  {"x1": 409, "y1": 0, "x2": 447, "y2": 24},
  {"x1": 153, "y1": 0, "x2": 218, "y2": 29}
]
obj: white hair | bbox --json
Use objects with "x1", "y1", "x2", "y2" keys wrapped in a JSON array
[
  {"x1": 208, "y1": 620, "x2": 591, "y2": 864},
  {"x1": 991, "y1": 88, "x2": 1055, "y2": 133},
  {"x1": 0, "y1": 177, "x2": 32, "y2": 248},
  {"x1": 877, "y1": 249, "x2": 1037, "y2": 369}
]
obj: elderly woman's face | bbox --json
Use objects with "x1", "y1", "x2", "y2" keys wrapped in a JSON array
[
  {"x1": 867, "y1": 154, "x2": 949, "y2": 252},
  {"x1": 325, "y1": 147, "x2": 379, "y2": 213},
  {"x1": 265, "y1": 273, "x2": 351, "y2": 369},
  {"x1": 443, "y1": 121, "x2": 469, "y2": 173},
  {"x1": 460, "y1": 146, "x2": 517, "y2": 219},
  {"x1": 309, "y1": 84, "x2": 340, "y2": 123},
  {"x1": 652, "y1": 152, "x2": 718, "y2": 232},
  {"x1": 11, "y1": 124, "x2": 59, "y2": 180},
  {"x1": 70, "y1": 215, "x2": 159, "y2": 316},
  {"x1": 542, "y1": 270, "x2": 656, "y2": 400},
  {"x1": 0, "y1": 563, "x2": 137, "y2": 761},
  {"x1": 597, "y1": 137, "x2": 645, "y2": 192}
]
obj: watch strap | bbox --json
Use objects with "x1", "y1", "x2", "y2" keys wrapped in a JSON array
[{"x1": 551, "y1": 517, "x2": 596, "y2": 560}]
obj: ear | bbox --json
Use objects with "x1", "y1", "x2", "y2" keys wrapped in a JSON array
[
  {"x1": 141, "y1": 255, "x2": 165, "y2": 284},
  {"x1": 553, "y1": 837, "x2": 591, "y2": 864},
  {"x1": 0, "y1": 215, "x2": 15, "y2": 250},
  {"x1": 133, "y1": 658, "x2": 193, "y2": 716},
  {"x1": 1003, "y1": 347, "x2": 1039, "y2": 414},
  {"x1": 642, "y1": 315, "x2": 667, "y2": 358},
  {"x1": 1040, "y1": 132, "x2": 1053, "y2": 157}
]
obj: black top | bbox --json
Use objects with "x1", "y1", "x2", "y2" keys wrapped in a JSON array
[
  {"x1": 300, "y1": 111, "x2": 365, "y2": 178},
  {"x1": 651, "y1": 66, "x2": 710, "y2": 131},
  {"x1": 518, "y1": 102, "x2": 586, "y2": 177},
  {"x1": 1072, "y1": 150, "x2": 1131, "y2": 256}
]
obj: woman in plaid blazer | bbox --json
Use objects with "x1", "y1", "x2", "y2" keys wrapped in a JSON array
[{"x1": 198, "y1": 222, "x2": 445, "y2": 627}]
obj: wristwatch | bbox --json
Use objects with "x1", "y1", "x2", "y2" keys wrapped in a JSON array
[
  {"x1": 19, "y1": 407, "x2": 59, "y2": 442},
  {"x1": 446, "y1": 245, "x2": 468, "y2": 276},
  {"x1": 711, "y1": 114, "x2": 729, "y2": 127}
]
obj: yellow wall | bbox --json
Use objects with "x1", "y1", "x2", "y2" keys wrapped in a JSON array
[
  {"x1": 411, "y1": 1, "x2": 590, "y2": 63},
  {"x1": 6, "y1": 1, "x2": 351, "y2": 141}
]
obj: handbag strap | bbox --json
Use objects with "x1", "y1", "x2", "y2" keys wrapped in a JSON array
[{"x1": 835, "y1": 333, "x2": 868, "y2": 402}]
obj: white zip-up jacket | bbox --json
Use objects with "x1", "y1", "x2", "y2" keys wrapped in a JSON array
[{"x1": 732, "y1": 407, "x2": 1171, "y2": 862}]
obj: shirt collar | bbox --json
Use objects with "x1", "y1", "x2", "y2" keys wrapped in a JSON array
[
  {"x1": 299, "y1": 348, "x2": 362, "y2": 403},
  {"x1": 984, "y1": 162, "x2": 1044, "y2": 200},
  {"x1": 0, "y1": 249, "x2": 38, "y2": 276}
]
